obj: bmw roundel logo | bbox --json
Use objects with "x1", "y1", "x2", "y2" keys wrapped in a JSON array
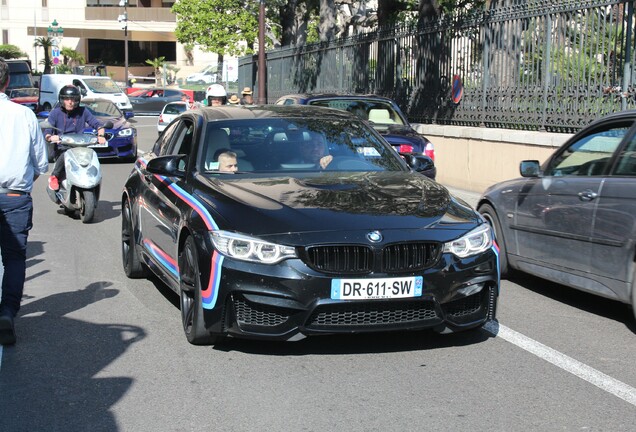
[{"x1": 367, "y1": 230, "x2": 383, "y2": 243}]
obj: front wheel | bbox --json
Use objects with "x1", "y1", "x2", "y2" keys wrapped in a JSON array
[
  {"x1": 631, "y1": 267, "x2": 636, "y2": 321},
  {"x1": 79, "y1": 190, "x2": 96, "y2": 223},
  {"x1": 122, "y1": 199, "x2": 148, "y2": 278},
  {"x1": 179, "y1": 236, "x2": 218, "y2": 345},
  {"x1": 478, "y1": 203, "x2": 510, "y2": 277}
]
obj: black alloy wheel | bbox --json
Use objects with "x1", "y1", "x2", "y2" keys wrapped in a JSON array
[
  {"x1": 121, "y1": 199, "x2": 147, "y2": 278},
  {"x1": 178, "y1": 236, "x2": 218, "y2": 345}
]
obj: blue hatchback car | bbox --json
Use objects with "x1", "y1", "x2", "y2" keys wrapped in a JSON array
[{"x1": 40, "y1": 98, "x2": 138, "y2": 162}]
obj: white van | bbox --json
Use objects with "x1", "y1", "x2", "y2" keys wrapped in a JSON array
[{"x1": 39, "y1": 74, "x2": 133, "y2": 113}]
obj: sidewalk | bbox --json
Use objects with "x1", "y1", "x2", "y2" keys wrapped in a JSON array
[{"x1": 442, "y1": 184, "x2": 481, "y2": 209}]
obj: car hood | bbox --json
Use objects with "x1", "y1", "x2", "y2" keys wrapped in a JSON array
[
  {"x1": 196, "y1": 172, "x2": 479, "y2": 242},
  {"x1": 83, "y1": 116, "x2": 130, "y2": 132}
]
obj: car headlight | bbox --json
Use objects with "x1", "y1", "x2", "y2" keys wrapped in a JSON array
[
  {"x1": 117, "y1": 128, "x2": 133, "y2": 137},
  {"x1": 443, "y1": 224, "x2": 493, "y2": 258},
  {"x1": 210, "y1": 231, "x2": 297, "y2": 264}
]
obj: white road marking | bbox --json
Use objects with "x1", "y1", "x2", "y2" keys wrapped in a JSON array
[{"x1": 484, "y1": 321, "x2": 636, "y2": 407}]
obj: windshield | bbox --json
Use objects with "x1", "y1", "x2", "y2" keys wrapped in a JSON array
[
  {"x1": 8, "y1": 88, "x2": 38, "y2": 98},
  {"x1": 308, "y1": 99, "x2": 406, "y2": 126},
  {"x1": 81, "y1": 100, "x2": 123, "y2": 118},
  {"x1": 83, "y1": 78, "x2": 122, "y2": 94},
  {"x1": 200, "y1": 118, "x2": 407, "y2": 174}
]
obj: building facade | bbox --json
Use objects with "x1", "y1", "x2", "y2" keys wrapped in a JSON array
[{"x1": 0, "y1": 0, "x2": 217, "y2": 79}]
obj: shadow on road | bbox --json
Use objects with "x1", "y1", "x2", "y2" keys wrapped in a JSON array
[
  {"x1": 508, "y1": 273, "x2": 636, "y2": 334},
  {"x1": 0, "y1": 281, "x2": 146, "y2": 431}
]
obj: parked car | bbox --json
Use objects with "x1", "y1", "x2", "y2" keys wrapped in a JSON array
[
  {"x1": 477, "y1": 110, "x2": 636, "y2": 319},
  {"x1": 128, "y1": 87, "x2": 187, "y2": 115},
  {"x1": 121, "y1": 105, "x2": 499, "y2": 345},
  {"x1": 275, "y1": 93, "x2": 436, "y2": 179},
  {"x1": 40, "y1": 98, "x2": 138, "y2": 162},
  {"x1": 157, "y1": 101, "x2": 188, "y2": 135},
  {"x1": 185, "y1": 64, "x2": 217, "y2": 85},
  {"x1": 8, "y1": 87, "x2": 39, "y2": 112}
]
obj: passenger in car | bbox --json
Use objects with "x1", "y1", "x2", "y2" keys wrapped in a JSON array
[{"x1": 215, "y1": 150, "x2": 239, "y2": 173}]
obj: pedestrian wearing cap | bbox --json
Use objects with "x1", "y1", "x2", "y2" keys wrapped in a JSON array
[
  {"x1": 240, "y1": 87, "x2": 254, "y2": 105},
  {"x1": 228, "y1": 94, "x2": 241, "y2": 105}
]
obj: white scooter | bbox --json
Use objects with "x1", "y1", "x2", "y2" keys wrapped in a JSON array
[{"x1": 44, "y1": 121, "x2": 113, "y2": 224}]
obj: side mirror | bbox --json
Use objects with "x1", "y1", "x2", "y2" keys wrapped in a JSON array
[
  {"x1": 520, "y1": 160, "x2": 541, "y2": 177},
  {"x1": 124, "y1": 111, "x2": 135, "y2": 119},
  {"x1": 145, "y1": 154, "x2": 187, "y2": 177},
  {"x1": 404, "y1": 153, "x2": 435, "y2": 171}
]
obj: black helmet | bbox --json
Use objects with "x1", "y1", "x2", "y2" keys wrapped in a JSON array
[{"x1": 58, "y1": 85, "x2": 81, "y2": 105}]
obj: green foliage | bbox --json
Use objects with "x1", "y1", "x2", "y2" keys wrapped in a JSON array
[
  {"x1": 34, "y1": 37, "x2": 54, "y2": 74},
  {"x1": 60, "y1": 47, "x2": 86, "y2": 66},
  {"x1": 0, "y1": 44, "x2": 27, "y2": 59},
  {"x1": 172, "y1": 0, "x2": 259, "y2": 56}
]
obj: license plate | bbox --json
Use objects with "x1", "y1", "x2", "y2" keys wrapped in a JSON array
[
  {"x1": 89, "y1": 142, "x2": 108, "y2": 148},
  {"x1": 331, "y1": 276, "x2": 423, "y2": 300}
]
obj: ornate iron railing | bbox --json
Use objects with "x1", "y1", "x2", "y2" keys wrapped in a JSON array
[{"x1": 239, "y1": 0, "x2": 636, "y2": 133}]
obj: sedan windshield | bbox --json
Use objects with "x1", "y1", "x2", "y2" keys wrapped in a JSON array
[
  {"x1": 308, "y1": 99, "x2": 405, "y2": 126},
  {"x1": 201, "y1": 118, "x2": 407, "y2": 174},
  {"x1": 81, "y1": 100, "x2": 123, "y2": 117}
]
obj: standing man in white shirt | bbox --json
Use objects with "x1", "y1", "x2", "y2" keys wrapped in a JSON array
[{"x1": 0, "y1": 58, "x2": 49, "y2": 345}]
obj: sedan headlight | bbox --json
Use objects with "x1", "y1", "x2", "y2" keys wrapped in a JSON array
[
  {"x1": 443, "y1": 224, "x2": 493, "y2": 258},
  {"x1": 117, "y1": 128, "x2": 134, "y2": 137},
  {"x1": 210, "y1": 231, "x2": 297, "y2": 264}
]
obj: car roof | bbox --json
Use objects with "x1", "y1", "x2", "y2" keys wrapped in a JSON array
[
  {"x1": 277, "y1": 93, "x2": 397, "y2": 103},
  {"x1": 192, "y1": 105, "x2": 358, "y2": 122}
]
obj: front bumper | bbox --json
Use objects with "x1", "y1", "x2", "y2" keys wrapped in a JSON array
[
  {"x1": 92, "y1": 137, "x2": 137, "y2": 159},
  {"x1": 204, "y1": 250, "x2": 498, "y2": 341}
]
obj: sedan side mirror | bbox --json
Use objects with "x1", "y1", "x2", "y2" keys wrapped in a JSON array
[
  {"x1": 146, "y1": 154, "x2": 187, "y2": 177},
  {"x1": 520, "y1": 160, "x2": 541, "y2": 177},
  {"x1": 404, "y1": 153, "x2": 435, "y2": 172}
]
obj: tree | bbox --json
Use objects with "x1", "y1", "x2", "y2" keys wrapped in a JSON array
[
  {"x1": 34, "y1": 37, "x2": 54, "y2": 74},
  {"x1": 61, "y1": 47, "x2": 86, "y2": 68},
  {"x1": 146, "y1": 56, "x2": 166, "y2": 85},
  {"x1": 0, "y1": 44, "x2": 28, "y2": 59},
  {"x1": 172, "y1": 0, "x2": 261, "y2": 78}
]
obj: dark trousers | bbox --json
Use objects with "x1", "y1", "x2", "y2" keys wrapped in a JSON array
[
  {"x1": 0, "y1": 193, "x2": 33, "y2": 317},
  {"x1": 52, "y1": 148, "x2": 67, "y2": 178}
]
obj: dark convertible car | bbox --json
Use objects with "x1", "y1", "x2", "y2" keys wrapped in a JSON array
[{"x1": 122, "y1": 105, "x2": 499, "y2": 345}]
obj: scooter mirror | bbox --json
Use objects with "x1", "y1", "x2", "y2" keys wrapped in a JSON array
[{"x1": 103, "y1": 120, "x2": 114, "y2": 129}]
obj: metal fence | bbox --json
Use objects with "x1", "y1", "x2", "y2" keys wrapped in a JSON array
[{"x1": 239, "y1": 0, "x2": 636, "y2": 133}]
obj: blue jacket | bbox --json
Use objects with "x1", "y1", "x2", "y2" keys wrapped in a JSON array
[{"x1": 44, "y1": 106, "x2": 103, "y2": 136}]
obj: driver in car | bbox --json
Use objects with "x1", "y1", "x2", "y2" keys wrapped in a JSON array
[{"x1": 292, "y1": 133, "x2": 333, "y2": 169}]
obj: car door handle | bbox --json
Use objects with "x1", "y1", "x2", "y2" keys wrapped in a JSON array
[{"x1": 578, "y1": 190, "x2": 598, "y2": 201}]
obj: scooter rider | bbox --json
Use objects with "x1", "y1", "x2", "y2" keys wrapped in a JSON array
[{"x1": 44, "y1": 85, "x2": 106, "y2": 190}]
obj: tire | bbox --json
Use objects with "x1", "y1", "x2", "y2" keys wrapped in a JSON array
[
  {"x1": 79, "y1": 190, "x2": 96, "y2": 223},
  {"x1": 631, "y1": 267, "x2": 636, "y2": 322},
  {"x1": 179, "y1": 236, "x2": 218, "y2": 345},
  {"x1": 121, "y1": 199, "x2": 148, "y2": 278},
  {"x1": 478, "y1": 203, "x2": 510, "y2": 277}
]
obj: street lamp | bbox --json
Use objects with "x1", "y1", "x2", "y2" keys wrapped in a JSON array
[
  {"x1": 47, "y1": 19, "x2": 64, "y2": 74},
  {"x1": 118, "y1": 0, "x2": 129, "y2": 88}
]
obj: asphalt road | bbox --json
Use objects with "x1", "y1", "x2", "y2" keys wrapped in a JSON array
[{"x1": 1, "y1": 116, "x2": 635, "y2": 431}]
